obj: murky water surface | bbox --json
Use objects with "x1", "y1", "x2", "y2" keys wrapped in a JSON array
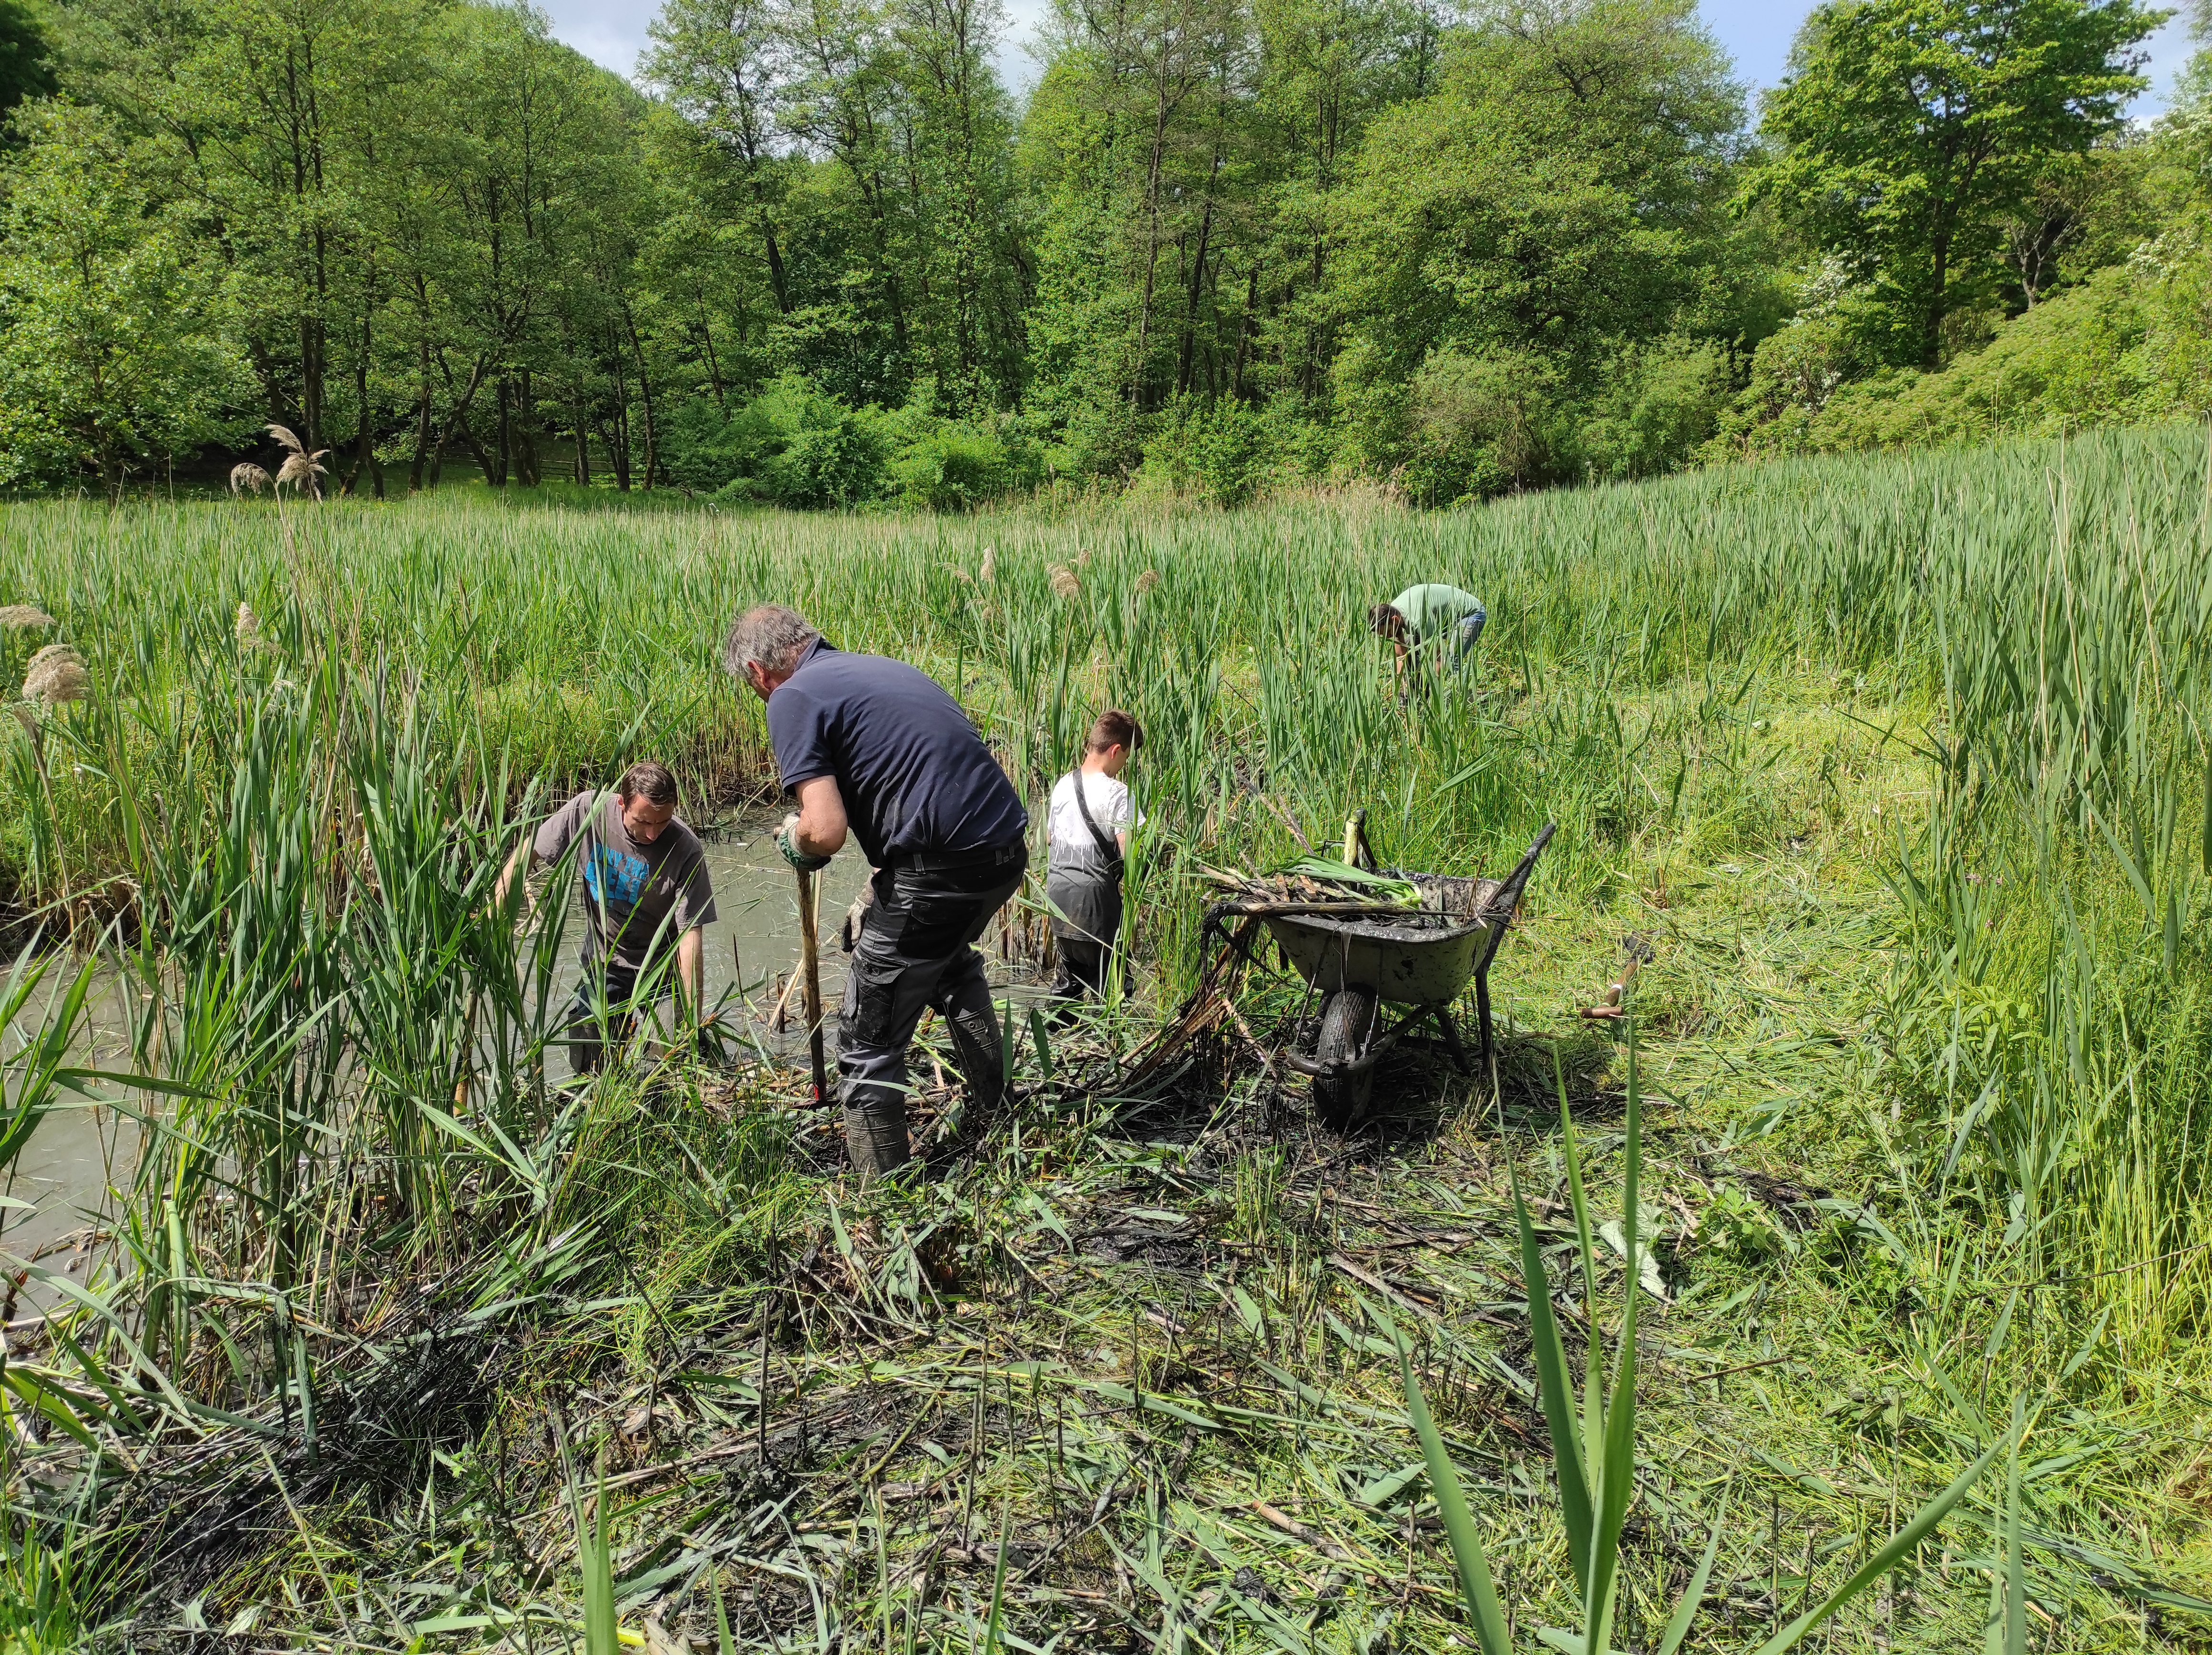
[{"x1": 1, "y1": 826, "x2": 894, "y2": 1270}]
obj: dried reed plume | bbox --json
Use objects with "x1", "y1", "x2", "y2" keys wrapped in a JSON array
[
  {"x1": 1049, "y1": 565, "x2": 1081, "y2": 599},
  {"x1": 1074, "y1": 545, "x2": 1092, "y2": 568},
  {"x1": 0, "y1": 604, "x2": 56, "y2": 630},
  {"x1": 230, "y1": 463, "x2": 271, "y2": 497},
  {"x1": 235, "y1": 602, "x2": 275, "y2": 652},
  {"x1": 23, "y1": 643, "x2": 89, "y2": 706},
  {"x1": 979, "y1": 547, "x2": 995, "y2": 584},
  {"x1": 268, "y1": 424, "x2": 330, "y2": 501},
  {"x1": 1135, "y1": 568, "x2": 1160, "y2": 593}
]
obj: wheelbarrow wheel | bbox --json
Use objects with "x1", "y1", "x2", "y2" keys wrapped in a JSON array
[{"x1": 1312, "y1": 988, "x2": 1377, "y2": 1130}]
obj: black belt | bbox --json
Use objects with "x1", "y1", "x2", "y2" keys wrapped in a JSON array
[{"x1": 889, "y1": 841, "x2": 1026, "y2": 873}]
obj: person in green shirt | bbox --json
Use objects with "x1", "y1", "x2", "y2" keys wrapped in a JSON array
[{"x1": 1370, "y1": 583, "x2": 1487, "y2": 683}]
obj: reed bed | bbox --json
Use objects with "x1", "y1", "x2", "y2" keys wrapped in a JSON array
[{"x1": 1, "y1": 424, "x2": 2210, "y2": 1650}]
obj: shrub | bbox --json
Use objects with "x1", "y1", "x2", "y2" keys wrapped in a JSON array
[
  {"x1": 887, "y1": 423, "x2": 1013, "y2": 511},
  {"x1": 663, "y1": 376, "x2": 887, "y2": 508},
  {"x1": 1401, "y1": 346, "x2": 1563, "y2": 504},
  {"x1": 1578, "y1": 336, "x2": 1733, "y2": 480}
]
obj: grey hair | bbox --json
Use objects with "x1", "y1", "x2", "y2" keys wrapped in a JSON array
[{"x1": 722, "y1": 603, "x2": 821, "y2": 680}]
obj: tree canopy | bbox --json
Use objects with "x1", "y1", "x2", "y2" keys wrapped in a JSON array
[
  {"x1": 0, "y1": 0, "x2": 2184, "y2": 497},
  {"x1": 1748, "y1": 0, "x2": 2163, "y2": 368}
]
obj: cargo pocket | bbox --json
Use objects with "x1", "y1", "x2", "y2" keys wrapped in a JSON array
[{"x1": 840, "y1": 950, "x2": 907, "y2": 1055}]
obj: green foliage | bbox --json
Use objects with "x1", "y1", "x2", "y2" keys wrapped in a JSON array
[
  {"x1": 1577, "y1": 334, "x2": 1735, "y2": 480},
  {"x1": 1131, "y1": 398, "x2": 1320, "y2": 504},
  {"x1": 663, "y1": 378, "x2": 1045, "y2": 509},
  {"x1": 1746, "y1": 0, "x2": 2163, "y2": 370},
  {"x1": 1390, "y1": 1025, "x2": 2008, "y2": 1654},
  {"x1": 1703, "y1": 233, "x2": 2212, "y2": 460},
  {"x1": 0, "y1": 0, "x2": 52, "y2": 119},
  {"x1": 0, "y1": 1512, "x2": 83, "y2": 1655},
  {"x1": 882, "y1": 414, "x2": 1031, "y2": 512},
  {"x1": 0, "y1": 104, "x2": 246, "y2": 489}
]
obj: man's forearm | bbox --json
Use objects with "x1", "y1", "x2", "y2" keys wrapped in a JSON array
[
  {"x1": 677, "y1": 929, "x2": 704, "y2": 1015},
  {"x1": 494, "y1": 841, "x2": 533, "y2": 907}
]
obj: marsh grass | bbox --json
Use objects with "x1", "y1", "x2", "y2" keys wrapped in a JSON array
[{"x1": 2, "y1": 424, "x2": 2212, "y2": 1647}]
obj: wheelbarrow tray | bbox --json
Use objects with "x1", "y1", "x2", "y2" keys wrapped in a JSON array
[{"x1": 1262, "y1": 873, "x2": 1498, "y2": 1007}]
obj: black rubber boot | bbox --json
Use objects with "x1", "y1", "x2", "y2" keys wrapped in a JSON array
[
  {"x1": 842, "y1": 1083, "x2": 912, "y2": 1182},
  {"x1": 942, "y1": 987, "x2": 1007, "y2": 1145}
]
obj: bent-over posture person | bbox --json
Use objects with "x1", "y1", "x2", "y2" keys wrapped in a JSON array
[
  {"x1": 1045, "y1": 710, "x2": 1143, "y2": 1004},
  {"x1": 496, "y1": 761, "x2": 717, "y2": 1073},
  {"x1": 1370, "y1": 583, "x2": 1487, "y2": 681},
  {"x1": 724, "y1": 603, "x2": 1028, "y2": 1180}
]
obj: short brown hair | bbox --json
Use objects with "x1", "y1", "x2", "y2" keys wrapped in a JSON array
[
  {"x1": 1086, "y1": 709, "x2": 1143, "y2": 754},
  {"x1": 1369, "y1": 602, "x2": 1404, "y2": 636},
  {"x1": 619, "y1": 760, "x2": 678, "y2": 807}
]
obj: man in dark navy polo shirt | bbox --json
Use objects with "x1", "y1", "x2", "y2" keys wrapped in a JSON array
[{"x1": 723, "y1": 603, "x2": 1028, "y2": 1179}]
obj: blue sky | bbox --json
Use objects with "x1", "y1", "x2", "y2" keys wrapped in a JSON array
[{"x1": 546, "y1": 0, "x2": 2198, "y2": 116}]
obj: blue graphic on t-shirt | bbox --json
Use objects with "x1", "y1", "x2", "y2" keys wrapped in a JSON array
[{"x1": 584, "y1": 843, "x2": 650, "y2": 906}]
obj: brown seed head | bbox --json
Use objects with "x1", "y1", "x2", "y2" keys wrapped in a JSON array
[
  {"x1": 1135, "y1": 569, "x2": 1160, "y2": 594},
  {"x1": 23, "y1": 643, "x2": 89, "y2": 705},
  {"x1": 230, "y1": 462, "x2": 271, "y2": 497},
  {"x1": 276, "y1": 450, "x2": 329, "y2": 499},
  {"x1": 267, "y1": 423, "x2": 304, "y2": 454},
  {"x1": 0, "y1": 604, "x2": 55, "y2": 630},
  {"x1": 979, "y1": 547, "x2": 996, "y2": 584},
  {"x1": 1049, "y1": 566, "x2": 1081, "y2": 600}
]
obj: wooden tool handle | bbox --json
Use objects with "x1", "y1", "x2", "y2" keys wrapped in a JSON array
[
  {"x1": 796, "y1": 865, "x2": 829, "y2": 1103},
  {"x1": 1581, "y1": 953, "x2": 1643, "y2": 1021}
]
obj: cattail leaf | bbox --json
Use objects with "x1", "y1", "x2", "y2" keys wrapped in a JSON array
[
  {"x1": 1513, "y1": 1161, "x2": 1594, "y2": 1588},
  {"x1": 1389, "y1": 1319, "x2": 1514, "y2": 1655},
  {"x1": 1653, "y1": 1488, "x2": 1729, "y2": 1655},
  {"x1": 1747, "y1": 1433, "x2": 2006, "y2": 1655}
]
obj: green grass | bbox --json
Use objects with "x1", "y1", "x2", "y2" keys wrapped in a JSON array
[{"x1": 2, "y1": 424, "x2": 2212, "y2": 1649}]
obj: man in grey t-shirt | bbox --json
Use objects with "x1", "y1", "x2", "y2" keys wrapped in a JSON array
[{"x1": 497, "y1": 760, "x2": 718, "y2": 1071}]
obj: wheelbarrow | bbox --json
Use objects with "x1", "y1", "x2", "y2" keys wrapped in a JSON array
[{"x1": 1259, "y1": 823, "x2": 1553, "y2": 1127}]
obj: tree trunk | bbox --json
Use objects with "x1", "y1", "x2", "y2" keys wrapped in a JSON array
[
  {"x1": 624, "y1": 306, "x2": 659, "y2": 489},
  {"x1": 430, "y1": 351, "x2": 489, "y2": 489},
  {"x1": 493, "y1": 377, "x2": 512, "y2": 486},
  {"x1": 409, "y1": 343, "x2": 433, "y2": 493},
  {"x1": 598, "y1": 409, "x2": 631, "y2": 490},
  {"x1": 344, "y1": 315, "x2": 384, "y2": 500},
  {"x1": 1925, "y1": 228, "x2": 1950, "y2": 369},
  {"x1": 1178, "y1": 189, "x2": 1217, "y2": 397},
  {"x1": 514, "y1": 368, "x2": 540, "y2": 486},
  {"x1": 457, "y1": 416, "x2": 498, "y2": 485},
  {"x1": 762, "y1": 215, "x2": 791, "y2": 315},
  {"x1": 1231, "y1": 264, "x2": 1260, "y2": 402},
  {"x1": 574, "y1": 402, "x2": 591, "y2": 485},
  {"x1": 697, "y1": 296, "x2": 728, "y2": 416},
  {"x1": 300, "y1": 312, "x2": 327, "y2": 451}
]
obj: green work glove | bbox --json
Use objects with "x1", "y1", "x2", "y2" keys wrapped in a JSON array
[{"x1": 777, "y1": 817, "x2": 831, "y2": 873}]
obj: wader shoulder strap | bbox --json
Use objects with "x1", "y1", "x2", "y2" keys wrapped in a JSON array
[{"x1": 1068, "y1": 770, "x2": 1124, "y2": 879}]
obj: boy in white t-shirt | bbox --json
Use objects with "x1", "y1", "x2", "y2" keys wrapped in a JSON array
[{"x1": 1045, "y1": 709, "x2": 1143, "y2": 1003}]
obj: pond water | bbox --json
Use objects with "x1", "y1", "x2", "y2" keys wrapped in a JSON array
[{"x1": 0, "y1": 823, "x2": 1017, "y2": 1277}]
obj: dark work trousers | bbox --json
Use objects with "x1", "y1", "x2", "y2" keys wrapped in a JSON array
[
  {"x1": 563, "y1": 960, "x2": 658, "y2": 1075},
  {"x1": 1046, "y1": 862, "x2": 1122, "y2": 1003},
  {"x1": 839, "y1": 844, "x2": 1027, "y2": 1179}
]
